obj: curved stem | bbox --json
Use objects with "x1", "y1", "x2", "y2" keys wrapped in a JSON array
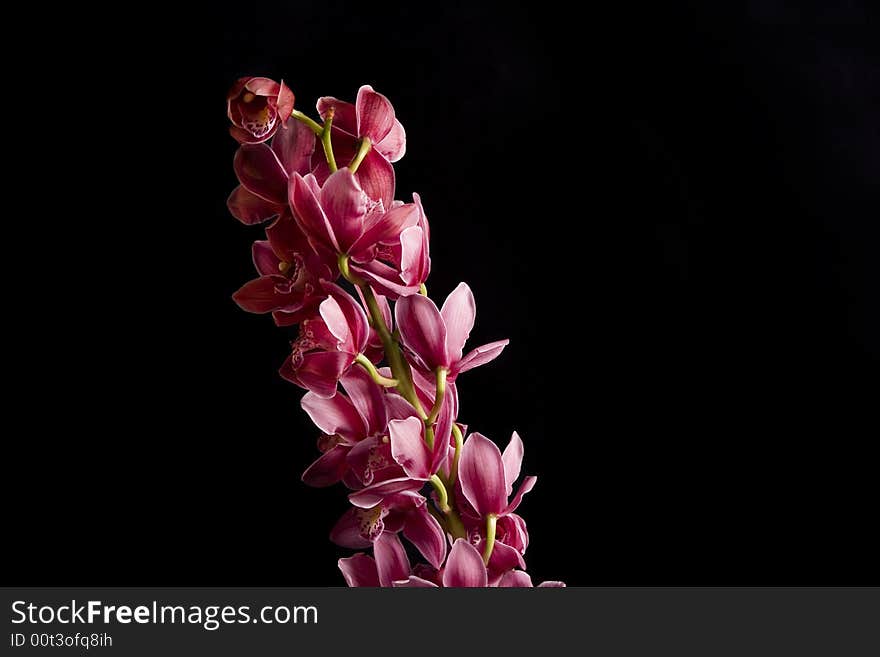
[
  {"x1": 449, "y1": 423, "x2": 464, "y2": 487},
  {"x1": 418, "y1": 283, "x2": 428, "y2": 296},
  {"x1": 426, "y1": 367, "x2": 447, "y2": 424},
  {"x1": 290, "y1": 109, "x2": 324, "y2": 135},
  {"x1": 482, "y1": 514, "x2": 497, "y2": 565},
  {"x1": 430, "y1": 475, "x2": 467, "y2": 540},
  {"x1": 430, "y1": 475, "x2": 450, "y2": 512},
  {"x1": 320, "y1": 108, "x2": 338, "y2": 173},
  {"x1": 349, "y1": 137, "x2": 371, "y2": 174},
  {"x1": 355, "y1": 354, "x2": 399, "y2": 387}
]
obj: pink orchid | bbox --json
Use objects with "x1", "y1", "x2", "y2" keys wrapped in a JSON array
[
  {"x1": 312, "y1": 85, "x2": 406, "y2": 208},
  {"x1": 278, "y1": 283, "x2": 371, "y2": 398},
  {"x1": 459, "y1": 431, "x2": 536, "y2": 519},
  {"x1": 395, "y1": 282, "x2": 509, "y2": 376},
  {"x1": 394, "y1": 539, "x2": 488, "y2": 588},
  {"x1": 290, "y1": 170, "x2": 419, "y2": 268},
  {"x1": 338, "y1": 532, "x2": 412, "y2": 588},
  {"x1": 228, "y1": 118, "x2": 316, "y2": 225},
  {"x1": 231, "y1": 212, "x2": 332, "y2": 324},
  {"x1": 350, "y1": 193, "x2": 431, "y2": 299},
  {"x1": 227, "y1": 76, "x2": 295, "y2": 144}
]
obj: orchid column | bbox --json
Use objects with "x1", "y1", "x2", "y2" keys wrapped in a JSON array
[{"x1": 226, "y1": 78, "x2": 564, "y2": 587}]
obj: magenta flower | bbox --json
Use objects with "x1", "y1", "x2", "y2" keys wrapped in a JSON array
[
  {"x1": 278, "y1": 283, "x2": 371, "y2": 398},
  {"x1": 313, "y1": 85, "x2": 406, "y2": 208},
  {"x1": 227, "y1": 77, "x2": 295, "y2": 144},
  {"x1": 231, "y1": 212, "x2": 333, "y2": 324},
  {"x1": 459, "y1": 431, "x2": 536, "y2": 519},
  {"x1": 290, "y1": 169, "x2": 418, "y2": 261},
  {"x1": 395, "y1": 282, "x2": 509, "y2": 376},
  {"x1": 351, "y1": 193, "x2": 432, "y2": 299},
  {"x1": 228, "y1": 118, "x2": 316, "y2": 225}
]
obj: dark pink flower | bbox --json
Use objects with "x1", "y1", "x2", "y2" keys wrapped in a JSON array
[
  {"x1": 395, "y1": 282, "x2": 509, "y2": 376},
  {"x1": 313, "y1": 85, "x2": 405, "y2": 208},
  {"x1": 228, "y1": 119, "x2": 317, "y2": 225},
  {"x1": 394, "y1": 539, "x2": 488, "y2": 588},
  {"x1": 459, "y1": 431, "x2": 536, "y2": 518},
  {"x1": 338, "y1": 532, "x2": 412, "y2": 587},
  {"x1": 290, "y1": 169, "x2": 418, "y2": 264},
  {"x1": 231, "y1": 212, "x2": 333, "y2": 323},
  {"x1": 278, "y1": 284, "x2": 371, "y2": 397},
  {"x1": 350, "y1": 193, "x2": 431, "y2": 299},
  {"x1": 227, "y1": 77, "x2": 295, "y2": 144}
]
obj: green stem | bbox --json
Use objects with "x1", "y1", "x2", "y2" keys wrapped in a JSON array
[
  {"x1": 355, "y1": 353, "x2": 399, "y2": 387},
  {"x1": 429, "y1": 475, "x2": 467, "y2": 540},
  {"x1": 430, "y1": 475, "x2": 450, "y2": 512},
  {"x1": 290, "y1": 109, "x2": 324, "y2": 135},
  {"x1": 419, "y1": 283, "x2": 428, "y2": 296},
  {"x1": 482, "y1": 514, "x2": 498, "y2": 565},
  {"x1": 320, "y1": 108, "x2": 338, "y2": 173},
  {"x1": 449, "y1": 423, "x2": 464, "y2": 487},
  {"x1": 426, "y1": 367, "x2": 447, "y2": 424},
  {"x1": 348, "y1": 137, "x2": 372, "y2": 174}
]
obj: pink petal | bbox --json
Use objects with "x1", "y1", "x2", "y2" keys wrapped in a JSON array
[
  {"x1": 323, "y1": 282, "x2": 370, "y2": 353},
  {"x1": 301, "y1": 390, "x2": 365, "y2": 440},
  {"x1": 388, "y1": 417, "x2": 432, "y2": 480},
  {"x1": 355, "y1": 147, "x2": 395, "y2": 209},
  {"x1": 399, "y1": 226, "x2": 428, "y2": 286},
  {"x1": 459, "y1": 433, "x2": 507, "y2": 516},
  {"x1": 374, "y1": 532, "x2": 410, "y2": 587},
  {"x1": 229, "y1": 124, "x2": 275, "y2": 145},
  {"x1": 377, "y1": 119, "x2": 406, "y2": 162},
  {"x1": 442, "y1": 539, "x2": 488, "y2": 588},
  {"x1": 319, "y1": 296, "x2": 352, "y2": 350},
  {"x1": 316, "y1": 96, "x2": 357, "y2": 134},
  {"x1": 330, "y1": 507, "x2": 384, "y2": 548},
  {"x1": 441, "y1": 282, "x2": 476, "y2": 362},
  {"x1": 453, "y1": 339, "x2": 510, "y2": 376},
  {"x1": 289, "y1": 173, "x2": 339, "y2": 253},
  {"x1": 356, "y1": 85, "x2": 396, "y2": 143},
  {"x1": 403, "y1": 505, "x2": 447, "y2": 569},
  {"x1": 350, "y1": 260, "x2": 419, "y2": 300},
  {"x1": 340, "y1": 367, "x2": 387, "y2": 435},
  {"x1": 251, "y1": 240, "x2": 279, "y2": 276},
  {"x1": 275, "y1": 80, "x2": 295, "y2": 121},
  {"x1": 393, "y1": 576, "x2": 437, "y2": 588},
  {"x1": 537, "y1": 581, "x2": 567, "y2": 588},
  {"x1": 320, "y1": 169, "x2": 371, "y2": 253},
  {"x1": 498, "y1": 570, "x2": 534, "y2": 587},
  {"x1": 301, "y1": 445, "x2": 350, "y2": 488},
  {"x1": 227, "y1": 185, "x2": 281, "y2": 225},
  {"x1": 244, "y1": 77, "x2": 280, "y2": 96},
  {"x1": 232, "y1": 275, "x2": 295, "y2": 314},
  {"x1": 504, "y1": 476, "x2": 537, "y2": 515},
  {"x1": 271, "y1": 117, "x2": 315, "y2": 176},
  {"x1": 501, "y1": 431, "x2": 524, "y2": 498},
  {"x1": 285, "y1": 351, "x2": 349, "y2": 398},
  {"x1": 338, "y1": 554, "x2": 379, "y2": 587},
  {"x1": 488, "y1": 539, "x2": 526, "y2": 572},
  {"x1": 349, "y1": 202, "x2": 418, "y2": 258},
  {"x1": 348, "y1": 478, "x2": 422, "y2": 508},
  {"x1": 395, "y1": 293, "x2": 448, "y2": 370},
  {"x1": 233, "y1": 144, "x2": 288, "y2": 204}
]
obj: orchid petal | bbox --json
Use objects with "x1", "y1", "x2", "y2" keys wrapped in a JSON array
[
  {"x1": 459, "y1": 433, "x2": 507, "y2": 516},
  {"x1": 251, "y1": 240, "x2": 279, "y2": 276},
  {"x1": 403, "y1": 505, "x2": 447, "y2": 569},
  {"x1": 453, "y1": 339, "x2": 510, "y2": 376},
  {"x1": 232, "y1": 275, "x2": 296, "y2": 314},
  {"x1": 374, "y1": 532, "x2": 411, "y2": 588},
  {"x1": 355, "y1": 147, "x2": 395, "y2": 209},
  {"x1": 233, "y1": 144, "x2": 288, "y2": 203},
  {"x1": 338, "y1": 554, "x2": 379, "y2": 587},
  {"x1": 339, "y1": 367, "x2": 387, "y2": 435},
  {"x1": 320, "y1": 169, "x2": 371, "y2": 253},
  {"x1": 348, "y1": 478, "x2": 422, "y2": 508},
  {"x1": 301, "y1": 445, "x2": 350, "y2": 488},
  {"x1": 501, "y1": 431, "x2": 524, "y2": 498},
  {"x1": 271, "y1": 117, "x2": 315, "y2": 176},
  {"x1": 442, "y1": 539, "x2": 488, "y2": 588},
  {"x1": 356, "y1": 85, "x2": 396, "y2": 143},
  {"x1": 301, "y1": 390, "x2": 365, "y2": 440},
  {"x1": 395, "y1": 293, "x2": 448, "y2": 370},
  {"x1": 504, "y1": 475, "x2": 537, "y2": 515},
  {"x1": 499, "y1": 570, "x2": 534, "y2": 587},
  {"x1": 537, "y1": 581, "x2": 567, "y2": 587},
  {"x1": 393, "y1": 576, "x2": 437, "y2": 588},
  {"x1": 227, "y1": 185, "x2": 281, "y2": 225},
  {"x1": 441, "y1": 283, "x2": 476, "y2": 362},
  {"x1": 289, "y1": 173, "x2": 338, "y2": 253},
  {"x1": 389, "y1": 417, "x2": 432, "y2": 480},
  {"x1": 316, "y1": 96, "x2": 357, "y2": 134},
  {"x1": 378, "y1": 119, "x2": 406, "y2": 162},
  {"x1": 329, "y1": 508, "x2": 377, "y2": 549},
  {"x1": 283, "y1": 351, "x2": 348, "y2": 398}
]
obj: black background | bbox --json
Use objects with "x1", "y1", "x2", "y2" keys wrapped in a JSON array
[{"x1": 7, "y1": 1, "x2": 878, "y2": 586}]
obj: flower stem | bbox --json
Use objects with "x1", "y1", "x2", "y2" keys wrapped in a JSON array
[
  {"x1": 348, "y1": 137, "x2": 371, "y2": 174},
  {"x1": 482, "y1": 514, "x2": 497, "y2": 565},
  {"x1": 320, "y1": 107, "x2": 338, "y2": 173},
  {"x1": 355, "y1": 353, "x2": 399, "y2": 387},
  {"x1": 449, "y1": 423, "x2": 464, "y2": 487},
  {"x1": 430, "y1": 474, "x2": 467, "y2": 540},
  {"x1": 426, "y1": 367, "x2": 447, "y2": 424},
  {"x1": 358, "y1": 285, "x2": 427, "y2": 420},
  {"x1": 290, "y1": 109, "x2": 324, "y2": 135}
]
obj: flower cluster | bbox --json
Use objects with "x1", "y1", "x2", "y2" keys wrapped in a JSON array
[{"x1": 225, "y1": 77, "x2": 563, "y2": 587}]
